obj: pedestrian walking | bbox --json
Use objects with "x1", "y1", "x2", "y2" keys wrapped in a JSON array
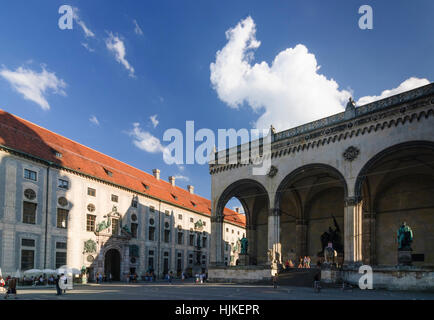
[
  {"x1": 181, "y1": 271, "x2": 185, "y2": 282},
  {"x1": 272, "y1": 273, "x2": 278, "y2": 289},
  {"x1": 4, "y1": 277, "x2": 17, "y2": 299}
]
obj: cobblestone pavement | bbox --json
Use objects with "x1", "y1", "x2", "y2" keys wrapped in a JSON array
[{"x1": 6, "y1": 280, "x2": 434, "y2": 300}]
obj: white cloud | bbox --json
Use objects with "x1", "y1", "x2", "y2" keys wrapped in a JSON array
[
  {"x1": 210, "y1": 16, "x2": 352, "y2": 131},
  {"x1": 73, "y1": 7, "x2": 95, "y2": 38},
  {"x1": 356, "y1": 77, "x2": 430, "y2": 106},
  {"x1": 105, "y1": 32, "x2": 135, "y2": 77},
  {"x1": 0, "y1": 66, "x2": 66, "y2": 110},
  {"x1": 150, "y1": 114, "x2": 159, "y2": 128},
  {"x1": 81, "y1": 42, "x2": 95, "y2": 52},
  {"x1": 133, "y1": 19, "x2": 144, "y2": 36},
  {"x1": 89, "y1": 115, "x2": 100, "y2": 126},
  {"x1": 129, "y1": 122, "x2": 166, "y2": 154},
  {"x1": 173, "y1": 174, "x2": 189, "y2": 182}
]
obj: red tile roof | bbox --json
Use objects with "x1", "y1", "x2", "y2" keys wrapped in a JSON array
[{"x1": 0, "y1": 110, "x2": 246, "y2": 228}]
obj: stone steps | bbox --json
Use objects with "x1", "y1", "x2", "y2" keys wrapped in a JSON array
[{"x1": 276, "y1": 268, "x2": 321, "y2": 287}]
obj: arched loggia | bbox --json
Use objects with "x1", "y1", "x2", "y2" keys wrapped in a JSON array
[
  {"x1": 274, "y1": 164, "x2": 348, "y2": 264},
  {"x1": 354, "y1": 141, "x2": 434, "y2": 266},
  {"x1": 214, "y1": 179, "x2": 270, "y2": 266}
]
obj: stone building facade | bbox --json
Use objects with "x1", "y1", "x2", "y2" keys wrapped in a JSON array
[
  {"x1": 209, "y1": 83, "x2": 434, "y2": 271},
  {"x1": 0, "y1": 110, "x2": 245, "y2": 280}
]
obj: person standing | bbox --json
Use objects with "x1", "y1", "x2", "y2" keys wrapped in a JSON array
[
  {"x1": 55, "y1": 275, "x2": 62, "y2": 296},
  {"x1": 4, "y1": 277, "x2": 17, "y2": 299},
  {"x1": 272, "y1": 273, "x2": 278, "y2": 289},
  {"x1": 181, "y1": 271, "x2": 185, "y2": 282},
  {"x1": 60, "y1": 273, "x2": 67, "y2": 294}
]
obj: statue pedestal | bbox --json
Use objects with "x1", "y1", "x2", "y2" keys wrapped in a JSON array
[
  {"x1": 398, "y1": 250, "x2": 412, "y2": 266},
  {"x1": 238, "y1": 254, "x2": 249, "y2": 266}
]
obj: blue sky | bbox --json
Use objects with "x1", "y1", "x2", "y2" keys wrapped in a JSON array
[{"x1": 0, "y1": 0, "x2": 433, "y2": 207}]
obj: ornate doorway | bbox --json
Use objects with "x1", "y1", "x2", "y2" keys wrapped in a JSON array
[{"x1": 104, "y1": 248, "x2": 121, "y2": 281}]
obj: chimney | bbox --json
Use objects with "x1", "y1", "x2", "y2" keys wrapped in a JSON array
[
  {"x1": 152, "y1": 169, "x2": 160, "y2": 180},
  {"x1": 169, "y1": 176, "x2": 175, "y2": 186},
  {"x1": 187, "y1": 185, "x2": 194, "y2": 194},
  {"x1": 235, "y1": 207, "x2": 240, "y2": 213}
]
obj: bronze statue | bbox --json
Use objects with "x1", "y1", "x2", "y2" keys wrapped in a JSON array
[
  {"x1": 240, "y1": 237, "x2": 248, "y2": 254},
  {"x1": 397, "y1": 222, "x2": 413, "y2": 250},
  {"x1": 320, "y1": 215, "x2": 343, "y2": 254}
]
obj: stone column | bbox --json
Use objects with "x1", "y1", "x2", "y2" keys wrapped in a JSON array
[
  {"x1": 362, "y1": 211, "x2": 376, "y2": 265},
  {"x1": 268, "y1": 208, "x2": 281, "y2": 265},
  {"x1": 210, "y1": 215, "x2": 224, "y2": 266},
  {"x1": 295, "y1": 219, "x2": 308, "y2": 258},
  {"x1": 344, "y1": 196, "x2": 363, "y2": 265}
]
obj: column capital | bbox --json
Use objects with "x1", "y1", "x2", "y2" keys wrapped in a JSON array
[
  {"x1": 268, "y1": 208, "x2": 281, "y2": 216},
  {"x1": 344, "y1": 196, "x2": 361, "y2": 207}
]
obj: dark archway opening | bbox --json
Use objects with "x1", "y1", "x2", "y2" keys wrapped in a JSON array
[{"x1": 104, "y1": 248, "x2": 121, "y2": 281}]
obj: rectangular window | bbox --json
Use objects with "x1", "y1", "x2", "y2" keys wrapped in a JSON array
[
  {"x1": 189, "y1": 234, "x2": 195, "y2": 246},
  {"x1": 86, "y1": 214, "x2": 96, "y2": 232},
  {"x1": 112, "y1": 219, "x2": 119, "y2": 235},
  {"x1": 149, "y1": 226, "x2": 155, "y2": 241},
  {"x1": 149, "y1": 206, "x2": 155, "y2": 212},
  {"x1": 56, "y1": 242, "x2": 67, "y2": 249},
  {"x1": 131, "y1": 223, "x2": 138, "y2": 238},
  {"x1": 21, "y1": 239, "x2": 35, "y2": 247},
  {"x1": 24, "y1": 169, "x2": 37, "y2": 181},
  {"x1": 164, "y1": 230, "x2": 170, "y2": 243},
  {"x1": 23, "y1": 201, "x2": 37, "y2": 224},
  {"x1": 203, "y1": 222, "x2": 206, "y2": 226},
  {"x1": 202, "y1": 237, "x2": 207, "y2": 248},
  {"x1": 87, "y1": 187, "x2": 96, "y2": 197},
  {"x1": 148, "y1": 257, "x2": 154, "y2": 270},
  {"x1": 56, "y1": 208, "x2": 68, "y2": 229},
  {"x1": 190, "y1": 218, "x2": 194, "y2": 223},
  {"x1": 178, "y1": 214, "x2": 182, "y2": 220},
  {"x1": 165, "y1": 210, "x2": 170, "y2": 216},
  {"x1": 111, "y1": 194, "x2": 118, "y2": 202},
  {"x1": 55, "y1": 252, "x2": 67, "y2": 269},
  {"x1": 21, "y1": 250, "x2": 34, "y2": 271},
  {"x1": 58, "y1": 179, "x2": 69, "y2": 189},
  {"x1": 177, "y1": 231, "x2": 183, "y2": 245}
]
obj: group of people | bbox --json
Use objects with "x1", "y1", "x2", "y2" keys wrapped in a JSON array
[
  {"x1": 1, "y1": 276, "x2": 17, "y2": 299},
  {"x1": 283, "y1": 256, "x2": 312, "y2": 269}
]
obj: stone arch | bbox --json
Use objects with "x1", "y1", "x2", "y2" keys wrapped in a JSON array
[{"x1": 354, "y1": 140, "x2": 434, "y2": 265}]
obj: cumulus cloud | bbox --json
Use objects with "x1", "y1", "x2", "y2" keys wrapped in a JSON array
[
  {"x1": 210, "y1": 16, "x2": 353, "y2": 131},
  {"x1": 89, "y1": 115, "x2": 100, "y2": 125},
  {"x1": 150, "y1": 114, "x2": 159, "y2": 128},
  {"x1": 73, "y1": 7, "x2": 95, "y2": 38},
  {"x1": 356, "y1": 77, "x2": 430, "y2": 106},
  {"x1": 133, "y1": 19, "x2": 144, "y2": 36},
  {"x1": 105, "y1": 32, "x2": 135, "y2": 77},
  {"x1": 0, "y1": 66, "x2": 66, "y2": 110},
  {"x1": 173, "y1": 174, "x2": 189, "y2": 182}
]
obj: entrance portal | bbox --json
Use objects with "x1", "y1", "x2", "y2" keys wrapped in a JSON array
[{"x1": 104, "y1": 248, "x2": 121, "y2": 281}]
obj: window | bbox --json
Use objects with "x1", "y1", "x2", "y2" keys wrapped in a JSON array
[
  {"x1": 111, "y1": 194, "x2": 118, "y2": 202},
  {"x1": 131, "y1": 214, "x2": 137, "y2": 222},
  {"x1": 165, "y1": 222, "x2": 170, "y2": 229},
  {"x1": 131, "y1": 223, "x2": 138, "y2": 238},
  {"x1": 21, "y1": 250, "x2": 34, "y2": 271},
  {"x1": 55, "y1": 252, "x2": 67, "y2": 269},
  {"x1": 57, "y1": 208, "x2": 68, "y2": 228},
  {"x1": 190, "y1": 218, "x2": 194, "y2": 223},
  {"x1": 22, "y1": 239, "x2": 35, "y2": 247},
  {"x1": 225, "y1": 243, "x2": 229, "y2": 251},
  {"x1": 87, "y1": 203, "x2": 95, "y2": 212},
  {"x1": 24, "y1": 189, "x2": 36, "y2": 200},
  {"x1": 104, "y1": 168, "x2": 113, "y2": 177},
  {"x1": 189, "y1": 233, "x2": 195, "y2": 246},
  {"x1": 112, "y1": 219, "x2": 119, "y2": 235},
  {"x1": 226, "y1": 228, "x2": 229, "y2": 232},
  {"x1": 87, "y1": 188, "x2": 96, "y2": 197},
  {"x1": 148, "y1": 226, "x2": 155, "y2": 241},
  {"x1": 149, "y1": 218, "x2": 155, "y2": 225},
  {"x1": 202, "y1": 236, "x2": 207, "y2": 248},
  {"x1": 131, "y1": 198, "x2": 138, "y2": 208},
  {"x1": 165, "y1": 210, "x2": 170, "y2": 216},
  {"x1": 58, "y1": 179, "x2": 69, "y2": 189},
  {"x1": 23, "y1": 201, "x2": 37, "y2": 224},
  {"x1": 232, "y1": 229, "x2": 234, "y2": 234},
  {"x1": 149, "y1": 206, "x2": 155, "y2": 212},
  {"x1": 177, "y1": 231, "x2": 183, "y2": 245},
  {"x1": 238, "y1": 231, "x2": 240, "y2": 235},
  {"x1": 178, "y1": 214, "x2": 182, "y2": 220},
  {"x1": 86, "y1": 214, "x2": 96, "y2": 232},
  {"x1": 54, "y1": 151, "x2": 62, "y2": 158},
  {"x1": 56, "y1": 242, "x2": 67, "y2": 249},
  {"x1": 148, "y1": 250, "x2": 154, "y2": 270},
  {"x1": 24, "y1": 169, "x2": 37, "y2": 181},
  {"x1": 164, "y1": 230, "x2": 170, "y2": 243}
]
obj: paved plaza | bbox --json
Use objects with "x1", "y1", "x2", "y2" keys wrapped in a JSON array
[{"x1": 7, "y1": 280, "x2": 434, "y2": 300}]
